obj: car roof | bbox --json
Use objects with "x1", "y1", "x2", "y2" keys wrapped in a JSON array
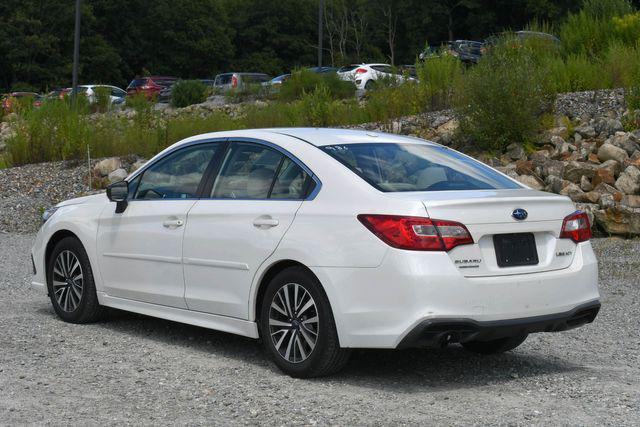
[{"x1": 176, "y1": 128, "x2": 435, "y2": 148}]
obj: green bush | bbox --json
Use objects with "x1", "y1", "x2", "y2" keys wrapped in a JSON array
[
  {"x1": 93, "y1": 86, "x2": 112, "y2": 113},
  {"x1": 278, "y1": 69, "x2": 355, "y2": 102},
  {"x1": 5, "y1": 99, "x2": 91, "y2": 165},
  {"x1": 454, "y1": 37, "x2": 554, "y2": 151},
  {"x1": 416, "y1": 55, "x2": 463, "y2": 110},
  {"x1": 170, "y1": 80, "x2": 208, "y2": 108}
]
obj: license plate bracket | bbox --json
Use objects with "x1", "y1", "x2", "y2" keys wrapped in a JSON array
[{"x1": 493, "y1": 233, "x2": 539, "y2": 268}]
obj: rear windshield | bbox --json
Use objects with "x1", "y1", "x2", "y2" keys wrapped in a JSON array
[
  {"x1": 127, "y1": 79, "x2": 147, "y2": 89},
  {"x1": 321, "y1": 143, "x2": 521, "y2": 192},
  {"x1": 338, "y1": 65, "x2": 359, "y2": 72}
]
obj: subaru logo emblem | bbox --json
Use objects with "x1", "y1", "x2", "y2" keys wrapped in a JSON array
[{"x1": 512, "y1": 208, "x2": 528, "y2": 221}]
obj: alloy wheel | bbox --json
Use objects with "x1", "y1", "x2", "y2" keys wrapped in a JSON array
[
  {"x1": 268, "y1": 282, "x2": 319, "y2": 363},
  {"x1": 52, "y1": 250, "x2": 84, "y2": 312}
]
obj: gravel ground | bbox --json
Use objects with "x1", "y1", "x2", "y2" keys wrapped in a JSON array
[
  {"x1": 0, "y1": 234, "x2": 638, "y2": 425},
  {"x1": 0, "y1": 161, "x2": 93, "y2": 233}
]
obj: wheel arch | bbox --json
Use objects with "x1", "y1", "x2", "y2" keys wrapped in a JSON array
[
  {"x1": 253, "y1": 259, "x2": 321, "y2": 327},
  {"x1": 45, "y1": 229, "x2": 82, "y2": 270}
]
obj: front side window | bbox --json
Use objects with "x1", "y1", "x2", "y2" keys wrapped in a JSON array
[
  {"x1": 322, "y1": 143, "x2": 521, "y2": 192},
  {"x1": 211, "y1": 142, "x2": 310, "y2": 199},
  {"x1": 134, "y1": 144, "x2": 219, "y2": 200}
]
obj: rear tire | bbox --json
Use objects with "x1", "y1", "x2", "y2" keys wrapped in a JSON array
[
  {"x1": 259, "y1": 266, "x2": 350, "y2": 378},
  {"x1": 46, "y1": 236, "x2": 104, "y2": 324},
  {"x1": 364, "y1": 79, "x2": 376, "y2": 90},
  {"x1": 462, "y1": 334, "x2": 528, "y2": 355}
]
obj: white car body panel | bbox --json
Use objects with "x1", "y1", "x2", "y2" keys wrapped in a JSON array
[
  {"x1": 97, "y1": 199, "x2": 196, "y2": 308},
  {"x1": 337, "y1": 63, "x2": 406, "y2": 90},
  {"x1": 183, "y1": 199, "x2": 302, "y2": 318},
  {"x1": 31, "y1": 128, "x2": 600, "y2": 348}
]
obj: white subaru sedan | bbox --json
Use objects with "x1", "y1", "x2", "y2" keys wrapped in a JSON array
[{"x1": 31, "y1": 128, "x2": 600, "y2": 377}]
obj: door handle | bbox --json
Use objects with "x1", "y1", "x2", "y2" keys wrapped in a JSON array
[
  {"x1": 163, "y1": 218, "x2": 184, "y2": 228},
  {"x1": 253, "y1": 216, "x2": 279, "y2": 229}
]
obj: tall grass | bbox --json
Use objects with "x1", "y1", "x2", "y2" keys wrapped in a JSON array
[{"x1": 455, "y1": 36, "x2": 555, "y2": 151}]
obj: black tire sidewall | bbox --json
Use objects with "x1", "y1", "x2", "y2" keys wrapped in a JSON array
[
  {"x1": 259, "y1": 267, "x2": 338, "y2": 377},
  {"x1": 46, "y1": 237, "x2": 97, "y2": 323}
]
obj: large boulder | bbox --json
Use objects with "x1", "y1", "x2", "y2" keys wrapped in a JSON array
[
  {"x1": 621, "y1": 195, "x2": 640, "y2": 208},
  {"x1": 94, "y1": 157, "x2": 122, "y2": 177},
  {"x1": 108, "y1": 168, "x2": 128, "y2": 183},
  {"x1": 597, "y1": 159, "x2": 622, "y2": 177},
  {"x1": 610, "y1": 132, "x2": 639, "y2": 156},
  {"x1": 592, "y1": 168, "x2": 616, "y2": 187},
  {"x1": 614, "y1": 166, "x2": 640, "y2": 195},
  {"x1": 563, "y1": 161, "x2": 597, "y2": 183},
  {"x1": 506, "y1": 143, "x2": 526, "y2": 160},
  {"x1": 574, "y1": 124, "x2": 596, "y2": 139},
  {"x1": 594, "y1": 117, "x2": 623, "y2": 137},
  {"x1": 594, "y1": 205, "x2": 640, "y2": 235},
  {"x1": 541, "y1": 159, "x2": 565, "y2": 179},
  {"x1": 559, "y1": 182, "x2": 586, "y2": 202},
  {"x1": 516, "y1": 174, "x2": 544, "y2": 190},
  {"x1": 597, "y1": 143, "x2": 628, "y2": 164}
]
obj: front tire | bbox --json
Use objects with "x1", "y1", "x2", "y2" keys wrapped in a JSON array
[
  {"x1": 462, "y1": 334, "x2": 528, "y2": 355},
  {"x1": 46, "y1": 236, "x2": 103, "y2": 324},
  {"x1": 259, "y1": 266, "x2": 350, "y2": 378}
]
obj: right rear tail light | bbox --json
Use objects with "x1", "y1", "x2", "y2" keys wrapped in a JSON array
[
  {"x1": 560, "y1": 211, "x2": 591, "y2": 243},
  {"x1": 357, "y1": 215, "x2": 473, "y2": 251},
  {"x1": 231, "y1": 75, "x2": 238, "y2": 87},
  {"x1": 355, "y1": 68, "x2": 368, "y2": 74}
]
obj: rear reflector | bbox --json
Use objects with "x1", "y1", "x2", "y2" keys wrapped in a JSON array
[
  {"x1": 560, "y1": 211, "x2": 591, "y2": 243},
  {"x1": 357, "y1": 215, "x2": 473, "y2": 251}
]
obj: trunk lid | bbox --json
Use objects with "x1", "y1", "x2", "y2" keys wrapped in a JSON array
[{"x1": 389, "y1": 189, "x2": 579, "y2": 277}]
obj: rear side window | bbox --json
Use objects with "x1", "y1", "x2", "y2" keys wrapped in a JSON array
[
  {"x1": 212, "y1": 143, "x2": 283, "y2": 199},
  {"x1": 322, "y1": 143, "x2": 521, "y2": 192},
  {"x1": 371, "y1": 65, "x2": 394, "y2": 73},
  {"x1": 134, "y1": 144, "x2": 220, "y2": 200},
  {"x1": 211, "y1": 142, "x2": 311, "y2": 199}
]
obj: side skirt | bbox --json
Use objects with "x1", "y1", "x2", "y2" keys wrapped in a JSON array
[{"x1": 97, "y1": 292, "x2": 260, "y2": 339}]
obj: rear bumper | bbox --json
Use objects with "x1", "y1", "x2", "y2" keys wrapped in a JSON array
[
  {"x1": 397, "y1": 300, "x2": 600, "y2": 349},
  {"x1": 314, "y1": 241, "x2": 600, "y2": 349}
]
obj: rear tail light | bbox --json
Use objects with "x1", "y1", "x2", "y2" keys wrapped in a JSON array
[
  {"x1": 560, "y1": 211, "x2": 591, "y2": 243},
  {"x1": 231, "y1": 75, "x2": 238, "y2": 87},
  {"x1": 355, "y1": 68, "x2": 368, "y2": 74},
  {"x1": 357, "y1": 215, "x2": 473, "y2": 251}
]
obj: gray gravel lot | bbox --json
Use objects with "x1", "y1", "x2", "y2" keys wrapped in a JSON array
[{"x1": 1, "y1": 233, "x2": 638, "y2": 425}]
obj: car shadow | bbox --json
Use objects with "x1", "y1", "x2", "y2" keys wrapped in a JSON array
[{"x1": 36, "y1": 304, "x2": 583, "y2": 391}]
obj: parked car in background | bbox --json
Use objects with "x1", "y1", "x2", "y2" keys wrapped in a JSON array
[
  {"x1": 515, "y1": 30, "x2": 561, "y2": 44},
  {"x1": 307, "y1": 66, "x2": 339, "y2": 74},
  {"x1": 32, "y1": 128, "x2": 600, "y2": 378},
  {"x1": 213, "y1": 73, "x2": 271, "y2": 92},
  {"x1": 419, "y1": 40, "x2": 485, "y2": 65},
  {"x1": 337, "y1": 63, "x2": 407, "y2": 90},
  {"x1": 46, "y1": 88, "x2": 72, "y2": 100},
  {"x1": 1, "y1": 92, "x2": 40, "y2": 113},
  {"x1": 398, "y1": 64, "x2": 417, "y2": 79},
  {"x1": 262, "y1": 74, "x2": 291, "y2": 87},
  {"x1": 448, "y1": 40, "x2": 485, "y2": 64},
  {"x1": 75, "y1": 85, "x2": 126, "y2": 106},
  {"x1": 126, "y1": 76, "x2": 177, "y2": 101}
]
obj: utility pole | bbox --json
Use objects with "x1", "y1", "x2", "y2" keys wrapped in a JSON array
[
  {"x1": 72, "y1": 0, "x2": 81, "y2": 106},
  {"x1": 318, "y1": 0, "x2": 324, "y2": 67}
]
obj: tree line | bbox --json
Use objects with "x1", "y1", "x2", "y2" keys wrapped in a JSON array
[{"x1": 1, "y1": 0, "x2": 636, "y2": 91}]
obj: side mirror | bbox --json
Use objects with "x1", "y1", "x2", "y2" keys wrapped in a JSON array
[{"x1": 106, "y1": 180, "x2": 129, "y2": 213}]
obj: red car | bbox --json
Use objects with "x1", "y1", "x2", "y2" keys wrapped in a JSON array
[
  {"x1": 126, "y1": 76, "x2": 177, "y2": 101},
  {"x1": 1, "y1": 92, "x2": 41, "y2": 113}
]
